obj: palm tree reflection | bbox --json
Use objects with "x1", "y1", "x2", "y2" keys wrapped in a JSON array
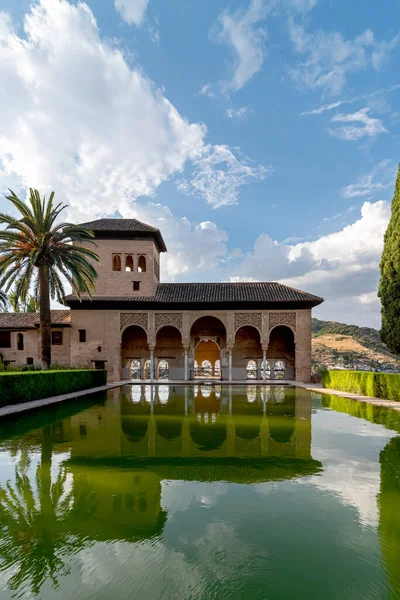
[{"x1": 0, "y1": 427, "x2": 83, "y2": 596}]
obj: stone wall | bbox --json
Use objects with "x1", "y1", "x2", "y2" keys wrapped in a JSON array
[{"x1": 80, "y1": 238, "x2": 160, "y2": 297}]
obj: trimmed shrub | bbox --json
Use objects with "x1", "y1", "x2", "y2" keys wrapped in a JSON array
[
  {"x1": 322, "y1": 370, "x2": 400, "y2": 401},
  {"x1": 0, "y1": 369, "x2": 107, "y2": 407}
]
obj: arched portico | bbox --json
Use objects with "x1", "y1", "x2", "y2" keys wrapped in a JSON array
[
  {"x1": 233, "y1": 325, "x2": 263, "y2": 380},
  {"x1": 267, "y1": 325, "x2": 296, "y2": 380},
  {"x1": 121, "y1": 325, "x2": 149, "y2": 380},
  {"x1": 190, "y1": 316, "x2": 227, "y2": 380},
  {"x1": 154, "y1": 325, "x2": 183, "y2": 380}
]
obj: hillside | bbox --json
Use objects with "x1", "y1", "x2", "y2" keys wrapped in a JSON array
[{"x1": 311, "y1": 318, "x2": 400, "y2": 372}]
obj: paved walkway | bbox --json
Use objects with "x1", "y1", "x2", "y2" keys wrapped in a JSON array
[
  {"x1": 1, "y1": 379, "x2": 400, "y2": 418},
  {"x1": 0, "y1": 383, "x2": 122, "y2": 418}
]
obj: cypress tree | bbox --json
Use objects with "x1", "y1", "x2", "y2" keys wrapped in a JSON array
[{"x1": 379, "y1": 163, "x2": 400, "y2": 354}]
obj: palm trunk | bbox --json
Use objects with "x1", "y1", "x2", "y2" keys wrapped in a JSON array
[{"x1": 39, "y1": 265, "x2": 51, "y2": 369}]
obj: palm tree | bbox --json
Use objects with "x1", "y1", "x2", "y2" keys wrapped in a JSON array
[
  {"x1": 0, "y1": 290, "x2": 7, "y2": 311},
  {"x1": 8, "y1": 291, "x2": 40, "y2": 313},
  {"x1": 0, "y1": 189, "x2": 99, "y2": 368}
]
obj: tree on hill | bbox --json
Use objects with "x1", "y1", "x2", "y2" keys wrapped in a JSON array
[
  {"x1": 379, "y1": 164, "x2": 400, "y2": 354},
  {"x1": 0, "y1": 189, "x2": 99, "y2": 369}
]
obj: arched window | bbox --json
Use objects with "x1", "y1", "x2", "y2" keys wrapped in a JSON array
[
  {"x1": 125, "y1": 255, "x2": 133, "y2": 272},
  {"x1": 113, "y1": 254, "x2": 121, "y2": 271},
  {"x1": 260, "y1": 359, "x2": 271, "y2": 380},
  {"x1": 144, "y1": 360, "x2": 152, "y2": 380},
  {"x1": 138, "y1": 255, "x2": 146, "y2": 272},
  {"x1": 130, "y1": 359, "x2": 141, "y2": 379},
  {"x1": 214, "y1": 360, "x2": 221, "y2": 378},
  {"x1": 274, "y1": 360, "x2": 286, "y2": 380},
  {"x1": 201, "y1": 360, "x2": 212, "y2": 376},
  {"x1": 158, "y1": 359, "x2": 169, "y2": 380},
  {"x1": 246, "y1": 360, "x2": 257, "y2": 379},
  {"x1": 17, "y1": 333, "x2": 24, "y2": 351}
]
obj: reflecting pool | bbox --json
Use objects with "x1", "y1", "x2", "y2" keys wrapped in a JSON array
[{"x1": 0, "y1": 385, "x2": 400, "y2": 599}]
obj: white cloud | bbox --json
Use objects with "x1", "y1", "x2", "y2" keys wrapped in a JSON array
[
  {"x1": 216, "y1": 0, "x2": 269, "y2": 93},
  {"x1": 301, "y1": 84, "x2": 400, "y2": 116},
  {"x1": 177, "y1": 144, "x2": 271, "y2": 208},
  {"x1": 0, "y1": 0, "x2": 262, "y2": 279},
  {"x1": 341, "y1": 160, "x2": 395, "y2": 198},
  {"x1": 117, "y1": 200, "x2": 228, "y2": 279},
  {"x1": 289, "y1": 21, "x2": 399, "y2": 95},
  {"x1": 232, "y1": 201, "x2": 390, "y2": 327},
  {"x1": 0, "y1": 0, "x2": 206, "y2": 217},
  {"x1": 114, "y1": 0, "x2": 149, "y2": 26},
  {"x1": 328, "y1": 108, "x2": 387, "y2": 141},
  {"x1": 225, "y1": 106, "x2": 250, "y2": 119},
  {"x1": 288, "y1": 0, "x2": 318, "y2": 10},
  {"x1": 199, "y1": 83, "x2": 214, "y2": 98}
]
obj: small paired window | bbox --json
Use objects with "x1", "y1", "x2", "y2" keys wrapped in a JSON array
[
  {"x1": 125, "y1": 255, "x2": 134, "y2": 272},
  {"x1": 0, "y1": 331, "x2": 11, "y2": 348},
  {"x1": 113, "y1": 254, "x2": 121, "y2": 271},
  {"x1": 138, "y1": 255, "x2": 146, "y2": 272},
  {"x1": 133, "y1": 281, "x2": 140, "y2": 291},
  {"x1": 17, "y1": 333, "x2": 24, "y2": 351},
  {"x1": 26, "y1": 357, "x2": 34, "y2": 366},
  {"x1": 52, "y1": 331, "x2": 63, "y2": 346},
  {"x1": 79, "y1": 329, "x2": 86, "y2": 343}
]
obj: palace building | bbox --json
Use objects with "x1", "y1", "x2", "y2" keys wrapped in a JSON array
[{"x1": 0, "y1": 218, "x2": 323, "y2": 382}]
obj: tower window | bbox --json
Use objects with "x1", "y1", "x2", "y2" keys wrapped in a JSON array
[
  {"x1": 17, "y1": 333, "x2": 24, "y2": 351},
  {"x1": 79, "y1": 329, "x2": 86, "y2": 343},
  {"x1": 125, "y1": 255, "x2": 133, "y2": 272},
  {"x1": 138, "y1": 255, "x2": 146, "y2": 272},
  {"x1": 133, "y1": 281, "x2": 140, "y2": 291},
  {"x1": 52, "y1": 331, "x2": 63, "y2": 346},
  {"x1": 0, "y1": 332, "x2": 11, "y2": 348},
  {"x1": 112, "y1": 254, "x2": 121, "y2": 271}
]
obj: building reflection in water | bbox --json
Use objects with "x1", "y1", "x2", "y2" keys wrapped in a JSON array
[{"x1": 0, "y1": 385, "x2": 320, "y2": 597}]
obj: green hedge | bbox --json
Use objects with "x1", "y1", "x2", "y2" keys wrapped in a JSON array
[
  {"x1": 0, "y1": 369, "x2": 107, "y2": 407},
  {"x1": 322, "y1": 370, "x2": 400, "y2": 401}
]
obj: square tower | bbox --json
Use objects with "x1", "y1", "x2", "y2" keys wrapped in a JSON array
[{"x1": 77, "y1": 218, "x2": 167, "y2": 297}]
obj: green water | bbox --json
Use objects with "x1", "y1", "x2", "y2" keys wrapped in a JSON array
[{"x1": 0, "y1": 384, "x2": 400, "y2": 599}]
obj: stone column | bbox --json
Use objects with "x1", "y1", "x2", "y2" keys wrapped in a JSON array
[
  {"x1": 150, "y1": 347, "x2": 155, "y2": 382},
  {"x1": 184, "y1": 347, "x2": 189, "y2": 381},
  {"x1": 228, "y1": 348, "x2": 233, "y2": 382},
  {"x1": 262, "y1": 348, "x2": 267, "y2": 382}
]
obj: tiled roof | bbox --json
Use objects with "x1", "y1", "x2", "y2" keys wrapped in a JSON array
[
  {"x1": 0, "y1": 310, "x2": 71, "y2": 329},
  {"x1": 79, "y1": 218, "x2": 158, "y2": 233},
  {"x1": 78, "y1": 218, "x2": 167, "y2": 252},
  {"x1": 65, "y1": 282, "x2": 323, "y2": 306}
]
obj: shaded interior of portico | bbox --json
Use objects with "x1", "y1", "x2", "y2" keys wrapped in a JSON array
[{"x1": 121, "y1": 317, "x2": 296, "y2": 381}]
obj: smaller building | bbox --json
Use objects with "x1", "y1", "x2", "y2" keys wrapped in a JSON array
[{"x1": 0, "y1": 218, "x2": 323, "y2": 382}]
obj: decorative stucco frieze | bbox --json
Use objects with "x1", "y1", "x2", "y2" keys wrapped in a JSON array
[
  {"x1": 155, "y1": 312, "x2": 183, "y2": 333},
  {"x1": 234, "y1": 312, "x2": 262, "y2": 333},
  {"x1": 120, "y1": 312, "x2": 148, "y2": 332},
  {"x1": 269, "y1": 311, "x2": 296, "y2": 332}
]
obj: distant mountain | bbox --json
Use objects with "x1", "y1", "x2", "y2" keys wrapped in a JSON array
[{"x1": 311, "y1": 318, "x2": 400, "y2": 372}]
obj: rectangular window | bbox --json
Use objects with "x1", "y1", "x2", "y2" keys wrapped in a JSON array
[
  {"x1": 0, "y1": 331, "x2": 11, "y2": 348},
  {"x1": 52, "y1": 331, "x2": 63, "y2": 346},
  {"x1": 26, "y1": 357, "x2": 34, "y2": 366},
  {"x1": 79, "y1": 329, "x2": 86, "y2": 343},
  {"x1": 133, "y1": 281, "x2": 140, "y2": 291}
]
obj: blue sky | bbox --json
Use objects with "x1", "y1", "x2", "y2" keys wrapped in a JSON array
[{"x1": 0, "y1": 0, "x2": 399, "y2": 327}]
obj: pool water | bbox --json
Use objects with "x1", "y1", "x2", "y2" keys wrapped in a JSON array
[{"x1": 0, "y1": 384, "x2": 400, "y2": 599}]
